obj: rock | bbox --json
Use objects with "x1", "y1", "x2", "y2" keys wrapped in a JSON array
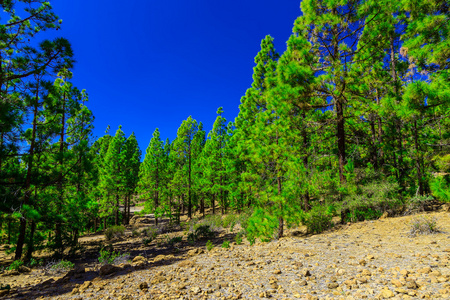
[
  {"x1": 298, "y1": 280, "x2": 307, "y2": 286},
  {"x1": 129, "y1": 215, "x2": 152, "y2": 225},
  {"x1": 138, "y1": 282, "x2": 148, "y2": 290},
  {"x1": 328, "y1": 283, "x2": 339, "y2": 289},
  {"x1": 79, "y1": 281, "x2": 92, "y2": 292},
  {"x1": 442, "y1": 203, "x2": 450, "y2": 212},
  {"x1": 18, "y1": 266, "x2": 31, "y2": 273},
  {"x1": 381, "y1": 288, "x2": 395, "y2": 298},
  {"x1": 187, "y1": 248, "x2": 204, "y2": 257},
  {"x1": 361, "y1": 269, "x2": 372, "y2": 276},
  {"x1": 132, "y1": 255, "x2": 146, "y2": 263},
  {"x1": 99, "y1": 264, "x2": 120, "y2": 276},
  {"x1": 380, "y1": 211, "x2": 389, "y2": 219},
  {"x1": 179, "y1": 260, "x2": 195, "y2": 268},
  {"x1": 391, "y1": 279, "x2": 403, "y2": 287},
  {"x1": 191, "y1": 286, "x2": 201, "y2": 295},
  {"x1": 406, "y1": 281, "x2": 418, "y2": 289},
  {"x1": 302, "y1": 269, "x2": 311, "y2": 277},
  {"x1": 418, "y1": 266, "x2": 432, "y2": 274},
  {"x1": 273, "y1": 270, "x2": 282, "y2": 274}
]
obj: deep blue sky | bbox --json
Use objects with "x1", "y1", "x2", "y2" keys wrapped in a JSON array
[{"x1": 49, "y1": 1, "x2": 301, "y2": 151}]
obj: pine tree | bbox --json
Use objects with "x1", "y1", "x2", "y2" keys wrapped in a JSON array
[
  {"x1": 172, "y1": 117, "x2": 199, "y2": 219},
  {"x1": 123, "y1": 133, "x2": 141, "y2": 224},
  {"x1": 100, "y1": 126, "x2": 127, "y2": 226},
  {"x1": 138, "y1": 128, "x2": 165, "y2": 225}
]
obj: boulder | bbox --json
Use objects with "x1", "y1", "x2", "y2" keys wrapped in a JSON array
[{"x1": 99, "y1": 264, "x2": 120, "y2": 276}]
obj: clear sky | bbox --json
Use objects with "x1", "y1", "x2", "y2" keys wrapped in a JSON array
[{"x1": 48, "y1": 1, "x2": 302, "y2": 151}]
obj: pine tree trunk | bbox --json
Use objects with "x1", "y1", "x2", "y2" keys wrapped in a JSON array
[
  {"x1": 277, "y1": 176, "x2": 283, "y2": 239},
  {"x1": 15, "y1": 218, "x2": 26, "y2": 260},
  {"x1": 115, "y1": 193, "x2": 119, "y2": 225},
  {"x1": 389, "y1": 35, "x2": 405, "y2": 189},
  {"x1": 25, "y1": 220, "x2": 36, "y2": 262},
  {"x1": 336, "y1": 98, "x2": 346, "y2": 185},
  {"x1": 413, "y1": 120, "x2": 424, "y2": 195},
  {"x1": 188, "y1": 153, "x2": 192, "y2": 219},
  {"x1": 15, "y1": 83, "x2": 40, "y2": 261}
]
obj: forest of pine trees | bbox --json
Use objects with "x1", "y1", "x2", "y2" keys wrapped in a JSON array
[{"x1": 0, "y1": 0, "x2": 449, "y2": 261}]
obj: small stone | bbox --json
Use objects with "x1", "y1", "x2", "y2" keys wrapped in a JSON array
[
  {"x1": 406, "y1": 281, "x2": 418, "y2": 289},
  {"x1": 381, "y1": 288, "x2": 395, "y2": 298},
  {"x1": 391, "y1": 279, "x2": 403, "y2": 287},
  {"x1": 328, "y1": 283, "x2": 339, "y2": 289},
  {"x1": 273, "y1": 270, "x2": 282, "y2": 274},
  {"x1": 302, "y1": 269, "x2": 311, "y2": 277},
  {"x1": 138, "y1": 282, "x2": 148, "y2": 290},
  {"x1": 298, "y1": 280, "x2": 307, "y2": 286},
  {"x1": 418, "y1": 266, "x2": 431, "y2": 274},
  {"x1": 190, "y1": 286, "x2": 201, "y2": 295},
  {"x1": 132, "y1": 255, "x2": 146, "y2": 263}
]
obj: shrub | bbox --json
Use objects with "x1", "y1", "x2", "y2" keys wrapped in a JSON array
[
  {"x1": 222, "y1": 214, "x2": 237, "y2": 229},
  {"x1": 7, "y1": 260, "x2": 23, "y2": 271},
  {"x1": 409, "y1": 216, "x2": 441, "y2": 236},
  {"x1": 167, "y1": 236, "x2": 182, "y2": 246},
  {"x1": 403, "y1": 195, "x2": 435, "y2": 215},
  {"x1": 142, "y1": 237, "x2": 153, "y2": 245},
  {"x1": 346, "y1": 208, "x2": 382, "y2": 223},
  {"x1": 98, "y1": 248, "x2": 130, "y2": 265},
  {"x1": 104, "y1": 225, "x2": 125, "y2": 241},
  {"x1": 234, "y1": 232, "x2": 243, "y2": 245},
  {"x1": 48, "y1": 260, "x2": 75, "y2": 273},
  {"x1": 206, "y1": 240, "x2": 214, "y2": 251},
  {"x1": 195, "y1": 225, "x2": 215, "y2": 239},
  {"x1": 302, "y1": 205, "x2": 333, "y2": 234},
  {"x1": 131, "y1": 226, "x2": 140, "y2": 237},
  {"x1": 222, "y1": 240, "x2": 230, "y2": 248}
]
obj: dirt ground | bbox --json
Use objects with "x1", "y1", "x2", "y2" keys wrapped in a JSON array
[{"x1": 0, "y1": 208, "x2": 449, "y2": 299}]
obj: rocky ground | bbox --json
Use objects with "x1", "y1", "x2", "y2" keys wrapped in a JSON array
[{"x1": 0, "y1": 209, "x2": 449, "y2": 300}]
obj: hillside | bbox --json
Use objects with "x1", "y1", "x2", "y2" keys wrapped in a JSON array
[{"x1": 0, "y1": 209, "x2": 449, "y2": 299}]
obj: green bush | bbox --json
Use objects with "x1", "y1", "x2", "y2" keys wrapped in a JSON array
[
  {"x1": 409, "y1": 216, "x2": 441, "y2": 236},
  {"x1": 222, "y1": 240, "x2": 230, "y2": 248},
  {"x1": 7, "y1": 260, "x2": 23, "y2": 271},
  {"x1": 346, "y1": 208, "x2": 382, "y2": 223},
  {"x1": 234, "y1": 232, "x2": 243, "y2": 245},
  {"x1": 302, "y1": 205, "x2": 333, "y2": 234},
  {"x1": 48, "y1": 260, "x2": 75, "y2": 273},
  {"x1": 222, "y1": 214, "x2": 237, "y2": 229},
  {"x1": 206, "y1": 240, "x2": 214, "y2": 251},
  {"x1": 167, "y1": 236, "x2": 182, "y2": 246},
  {"x1": 104, "y1": 225, "x2": 126, "y2": 240},
  {"x1": 98, "y1": 248, "x2": 130, "y2": 265}
]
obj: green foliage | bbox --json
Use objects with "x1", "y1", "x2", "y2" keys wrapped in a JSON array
[
  {"x1": 430, "y1": 176, "x2": 450, "y2": 202},
  {"x1": 187, "y1": 224, "x2": 215, "y2": 242},
  {"x1": 246, "y1": 208, "x2": 278, "y2": 242},
  {"x1": 301, "y1": 205, "x2": 334, "y2": 234},
  {"x1": 234, "y1": 232, "x2": 243, "y2": 245},
  {"x1": 345, "y1": 208, "x2": 382, "y2": 223},
  {"x1": 409, "y1": 216, "x2": 441, "y2": 236},
  {"x1": 222, "y1": 240, "x2": 230, "y2": 248},
  {"x1": 222, "y1": 214, "x2": 237, "y2": 229},
  {"x1": 167, "y1": 236, "x2": 182, "y2": 246},
  {"x1": 7, "y1": 260, "x2": 23, "y2": 271},
  {"x1": 206, "y1": 240, "x2": 214, "y2": 251},
  {"x1": 98, "y1": 248, "x2": 130, "y2": 265},
  {"x1": 104, "y1": 225, "x2": 125, "y2": 241},
  {"x1": 49, "y1": 260, "x2": 75, "y2": 273},
  {"x1": 342, "y1": 181, "x2": 402, "y2": 221}
]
